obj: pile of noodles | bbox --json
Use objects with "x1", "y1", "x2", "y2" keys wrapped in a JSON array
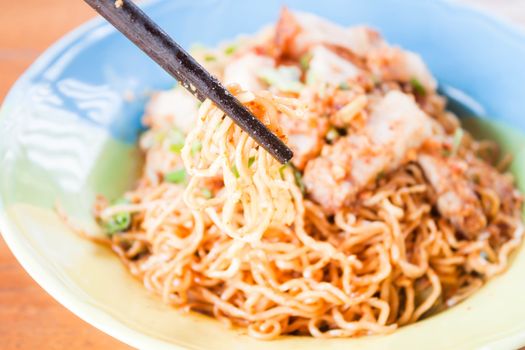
[{"x1": 81, "y1": 83, "x2": 525, "y2": 340}]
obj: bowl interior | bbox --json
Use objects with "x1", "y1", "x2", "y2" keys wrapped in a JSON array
[{"x1": 2, "y1": 0, "x2": 525, "y2": 349}]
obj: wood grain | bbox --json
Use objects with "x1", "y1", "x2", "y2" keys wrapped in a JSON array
[
  {"x1": 0, "y1": 241, "x2": 132, "y2": 350},
  {"x1": 0, "y1": 1, "x2": 524, "y2": 349}
]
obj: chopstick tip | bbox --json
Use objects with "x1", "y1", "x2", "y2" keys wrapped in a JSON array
[{"x1": 276, "y1": 146, "x2": 294, "y2": 165}]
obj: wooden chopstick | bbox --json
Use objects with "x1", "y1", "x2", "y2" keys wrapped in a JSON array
[{"x1": 84, "y1": 0, "x2": 293, "y2": 164}]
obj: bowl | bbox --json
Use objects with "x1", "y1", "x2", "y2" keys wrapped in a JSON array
[{"x1": 2, "y1": 0, "x2": 525, "y2": 349}]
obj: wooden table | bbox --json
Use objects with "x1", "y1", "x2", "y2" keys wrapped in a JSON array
[{"x1": 1, "y1": 1, "x2": 524, "y2": 349}]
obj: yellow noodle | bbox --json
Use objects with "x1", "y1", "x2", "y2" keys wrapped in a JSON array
[{"x1": 87, "y1": 84, "x2": 525, "y2": 340}]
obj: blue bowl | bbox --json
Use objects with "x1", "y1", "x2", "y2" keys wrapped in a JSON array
[
  {"x1": 4, "y1": 0, "x2": 525, "y2": 145},
  {"x1": 2, "y1": 1, "x2": 525, "y2": 349}
]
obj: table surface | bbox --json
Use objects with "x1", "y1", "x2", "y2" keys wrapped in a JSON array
[{"x1": 1, "y1": 1, "x2": 524, "y2": 349}]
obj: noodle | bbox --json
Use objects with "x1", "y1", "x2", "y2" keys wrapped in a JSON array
[
  {"x1": 87, "y1": 9, "x2": 524, "y2": 339},
  {"x1": 182, "y1": 88, "x2": 296, "y2": 243}
]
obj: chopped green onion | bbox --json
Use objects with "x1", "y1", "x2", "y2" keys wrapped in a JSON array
[
  {"x1": 114, "y1": 198, "x2": 129, "y2": 205},
  {"x1": 442, "y1": 148, "x2": 451, "y2": 157},
  {"x1": 104, "y1": 198, "x2": 131, "y2": 235},
  {"x1": 191, "y1": 141, "x2": 202, "y2": 156},
  {"x1": 376, "y1": 171, "x2": 385, "y2": 182},
  {"x1": 280, "y1": 164, "x2": 306, "y2": 194},
  {"x1": 169, "y1": 144, "x2": 184, "y2": 153},
  {"x1": 248, "y1": 156, "x2": 256, "y2": 167},
  {"x1": 292, "y1": 165, "x2": 306, "y2": 195},
  {"x1": 224, "y1": 44, "x2": 237, "y2": 55},
  {"x1": 165, "y1": 168, "x2": 187, "y2": 184},
  {"x1": 300, "y1": 52, "x2": 312, "y2": 71},
  {"x1": 258, "y1": 66, "x2": 303, "y2": 93},
  {"x1": 410, "y1": 77, "x2": 426, "y2": 95},
  {"x1": 168, "y1": 128, "x2": 185, "y2": 154},
  {"x1": 201, "y1": 188, "x2": 213, "y2": 199},
  {"x1": 451, "y1": 128, "x2": 464, "y2": 156},
  {"x1": 231, "y1": 165, "x2": 240, "y2": 178},
  {"x1": 105, "y1": 212, "x2": 131, "y2": 235},
  {"x1": 338, "y1": 81, "x2": 350, "y2": 90},
  {"x1": 279, "y1": 164, "x2": 288, "y2": 180},
  {"x1": 204, "y1": 54, "x2": 216, "y2": 62}
]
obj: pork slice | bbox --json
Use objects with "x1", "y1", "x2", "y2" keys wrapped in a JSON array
[
  {"x1": 304, "y1": 90, "x2": 433, "y2": 212},
  {"x1": 306, "y1": 45, "x2": 362, "y2": 86},
  {"x1": 470, "y1": 158, "x2": 522, "y2": 215},
  {"x1": 274, "y1": 8, "x2": 383, "y2": 59},
  {"x1": 281, "y1": 114, "x2": 327, "y2": 170},
  {"x1": 367, "y1": 47, "x2": 437, "y2": 92},
  {"x1": 145, "y1": 87, "x2": 199, "y2": 132},
  {"x1": 418, "y1": 154, "x2": 486, "y2": 236},
  {"x1": 223, "y1": 52, "x2": 275, "y2": 91}
]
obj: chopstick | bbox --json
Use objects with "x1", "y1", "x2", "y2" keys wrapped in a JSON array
[{"x1": 83, "y1": 0, "x2": 293, "y2": 164}]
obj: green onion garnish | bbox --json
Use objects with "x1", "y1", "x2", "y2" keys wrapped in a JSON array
[
  {"x1": 280, "y1": 164, "x2": 306, "y2": 194},
  {"x1": 201, "y1": 188, "x2": 213, "y2": 199},
  {"x1": 338, "y1": 81, "x2": 350, "y2": 90},
  {"x1": 104, "y1": 198, "x2": 131, "y2": 235},
  {"x1": 231, "y1": 165, "x2": 240, "y2": 178},
  {"x1": 169, "y1": 144, "x2": 184, "y2": 153},
  {"x1": 191, "y1": 141, "x2": 202, "y2": 156},
  {"x1": 105, "y1": 212, "x2": 131, "y2": 235},
  {"x1": 258, "y1": 67, "x2": 303, "y2": 93},
  {"x1": 165, "y1": 168, "x2": 187, "y2": 184},
  {"x1": 248, "y1": 156, "x2": 256, "y2": 167},
  {"x1": 451, "y1": 128, "x2": 464, "y2": 157},
  {"x1": 224, "y1": 44, "x2": 237, "y2": 55},
  {"x1": 204, "y1": 54, "x2": 216, "y2": 62},
  {"x1": 410, "y1": 78, "x2": 426, "y2": 95},
  {"x1": 292, "y1": 165, "x2": 306, "y2": 195},
  {"x1": 279, "y1": 164, "x2": 288, "y2": 180},
  {"x1": 300, "y1": 52, "x2": 312, "y2": 71},
  {"x1": 169, "y1": 128, "x2": 185, "y2": 154}
]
